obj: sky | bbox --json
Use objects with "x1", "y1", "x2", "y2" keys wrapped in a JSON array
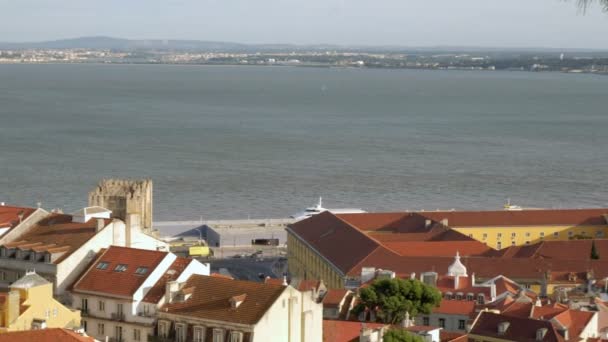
[{"x1": 0, "y1": 0, "x2": 607, "y2": 49}]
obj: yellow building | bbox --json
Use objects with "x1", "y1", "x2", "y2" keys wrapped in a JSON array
[{"x1": 0, "y1": 271, "x2": 81, "y2": 333}]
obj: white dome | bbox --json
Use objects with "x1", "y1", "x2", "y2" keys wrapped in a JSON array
[{"x1": 447, "y1": 251, "x2": 467, "y2": 277}]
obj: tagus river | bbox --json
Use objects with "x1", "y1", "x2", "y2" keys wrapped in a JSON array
[{"x1": 1, "y1": 64, "x2": 607, "y2": 219}]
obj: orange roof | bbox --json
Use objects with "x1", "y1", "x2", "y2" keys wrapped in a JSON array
[
  {"x1": 552, "y1": 309, "x2": 595, "y2": 339},
  {"x1": 0, "y1": 205, "x2": 35, "y2": 229},
  {"x1": 0, "y1": 328, "x2": 94, "y2": 342},
  {"x1": 161, "y1": 274, "x2": 286, "y2": 325},
  {"x1": 73, "y1": 246, "x2": 168, "y2": 298},
  {"x1": 322, "y1": 289, "x2": 350, "y2": 306},
  {"x1": 434, "y1": 299, "x2": 476, "y2": 316},
  {"x1": 297, "y1": 279, "x2": 320, "y2": 292},
  {"x1": 0, "y1": 214, "x2": 110, "y2": 264},
  {"x1": 470, "y1": 311, "x2": 565, "y2": 342},
  {"x1": 211, "y1": 273, "x2": 234, "y2": 280},
  {"x1": 383, "y1": 241, "x2": 490, "y2": 257},
  {"x1": 322, "y1": 319, "x2": 386, "y2": 342},
  {"x1": 531, "y1": 303, "x2": 569, "y2": 320},
  {"x1": 142, "y1": 257, "x2": 192, "y2": 303}
]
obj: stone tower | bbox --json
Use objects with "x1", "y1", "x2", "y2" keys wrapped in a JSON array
[{"x1": 88, "y1": 179, "x2": 153, "y2": 232}]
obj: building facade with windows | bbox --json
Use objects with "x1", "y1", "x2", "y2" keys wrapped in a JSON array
[
  {"x1": 0, "y1": 271, "x2": 81, "y2": 333},
  {"x1": 70, "y1": 246, "x2": 209, "y2": 342},
  {"x1": 156, "y1": 274, "x2": 322, "y2": 342},
  {"x1": 0, "y1": 208, "x2": 168, "y2": 297}
]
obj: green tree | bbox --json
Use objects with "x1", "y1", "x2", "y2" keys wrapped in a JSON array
[
  {"x1": 591, "y1": 240, "x2": 600, "y2": 260},
  {"x1": 354, "y1": 278, "x2": 442, "y2": 324},
  {"x1": 383, "y1": 329, "x2": 425, "y2": 342},
  {"x1": 578, "y1": 0, "x2": 608, "y2": 11}
]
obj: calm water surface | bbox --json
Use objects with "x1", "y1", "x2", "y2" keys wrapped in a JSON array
[{"x1": 1, "y1": 64, "x2": 607, "y2": 219}]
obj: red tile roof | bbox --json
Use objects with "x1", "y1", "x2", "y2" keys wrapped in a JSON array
[
  {"x1": 0, "y1": 205, "x2": 35, "y2": 229},
  {"x1": 470, "y1": 311, "x2": 565, "y2": 342},
  {"x1": 297, "y1": 279, "x2": 320, "y2": 292},
  {"x1": 322, "y1": 289, "x2": 350, "y2": 307},
  {"x1": 383, "y1": 241, "x2": 490, "y2": 257},
  {"x1": 440, "y1": 331, "x2": 468, "y2": 342},
  {"x1": 322, "y1": 319, "x2": 386, "y2": 342},
  {"x1": 161, "y1": 274, "x2": 286, "y2": 325},
  {"x1": 73, "y1": 246, "x2": 168, "y2": 298},
  {"x1": 1, "y1": 214, "x2": 110, "y2": 263},
  {"x1": 142, "y1": 257, "x2": 192, "y2": 303},
  {"x1": 531, "y1": 303, "x2": 569, "y2": 320},
  {"x1": 0, "y1": 328, "x2": 94, "y2": 342},
  {"x1": 552, "y1": 309, "x2": 595, "y2": 339},
  {"x1": 490, "y1": 240, "x2": 608, "y2": 261}
]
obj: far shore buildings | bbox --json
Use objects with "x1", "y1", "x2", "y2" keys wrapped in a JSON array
[
  {"x1": 156, "y1": 274, "x2": 323, "y2": 342},
  {"x1": 287, "y1": 209, "x2": 608, "y2": 292}
]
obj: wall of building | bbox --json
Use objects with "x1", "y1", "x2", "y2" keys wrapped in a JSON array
[
  {"x1": 287, "y1": 232, "x2": 344, "y2": 289},
  {"x1": 417, "y1": 313, "x2": 470, "y2": 333},
  {"x1": 2, "y1": 282, "x2": 80, "y2": 333},
  {"x1": 80, "y1": 315, "x2": 152, "y2": 342},
  {"x1": 453, "y1": 225, "x2": 608, "y2": 249}
]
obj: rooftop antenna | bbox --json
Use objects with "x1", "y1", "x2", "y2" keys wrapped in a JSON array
[{"x1": 317, "y1": 197, "x2": 323, "y2": 209}]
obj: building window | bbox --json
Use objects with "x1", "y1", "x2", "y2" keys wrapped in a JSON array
[
  {"x1": 553, "y1": 232, "x2": 559, "y2": 238},
  {"x1": 98, "y1": 323, "x2": 105, "y2": 335},
  {"x1": 525, "y1": 241, "x2": 530, "y2": 245},
  {"x1": 176, "y1": 323, "x2": 187, "y2": 342},
  {"x1": 439, "y1": 318, "x2": 446, "y2": 328},
  {"x1": 135, "y1": 267, "x2": 149, "y2": 275},
  {"x1": 230, "y1": 331, "x2": 244, "y2": 342},
  {"x1": 213, "y1": 328, "x2": 225, "y2": 342},
  {"x1": 81, "y1": 298, "x2": 88, "y2": 313},
  {"x1": 468, "y1": 234, "x2": 473, "y2": 238},
  {"x1": 422, "y1": 317, "x2": 430, "y2": 326},
  {"x1": 82, "y1": 320, "x2": 87, "y2": 332},
  {"x1": 96, "y1": 261, "x2": 109, "y2": 270},
  {"x1": 511, "y1": 232, "x2": 516, "y2": 238},
  {"x1": 158, "y1": 321, "x2": 169, "y2": 338},
  {"x1": 194, "y1": 326, "x2": 205, "y2": 342},
  {"x1": 497, "y1": 242, "x2": 502, "y2": 250},
  {"x1": 596, "y1": 231, "x2": 604, "y2": 238},
  {"x1": 458, "y1": 320, "x2": 466, "y2": 330},
  {"x1": 482, "y1": 233, "x2": 487, "y2": 240},
  {"x1": 133, "y1": 329, "x2": 141, "y2": 341},
  {"x1": 511, "y1": 241, "x2": 516, "y2": 246},
  {"x1": 98, "y1": 300, "x2": 105, "y2": 312},
  {"x1": 455, "y1": 293, "x2": 462, "y2": 300},
  {"x1": 114, "y1": 264, "x2": 128, "y2": 272},
  {"x1": 466, "y1": 294, "x2": 474, "y2": 301},
  {"x1": 477, "y1": 295, "x2": 485, "y2": 304},
  {"x1": 568, "y1": 231, "x2": 574, "y2": 237},
  {"x1": 53, "y1": 308, "x2": 58, "y2": 317},
  {"x1": 497, "y1": 233, "x2": 502, "y2": 239},
  {"x1": 0, "y1": 271, "x2": 5, "y2": 281},
  {"x1": 525, "y1": 232, "x2": 530, "y2": 237}
]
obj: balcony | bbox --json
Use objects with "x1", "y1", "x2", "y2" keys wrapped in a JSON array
[
  {"x1": 80, "y1": 308, "x2": 89, "y2": 316},
  {"x1": 110, "y1": 312, "x2": 125, "y2": 321}
]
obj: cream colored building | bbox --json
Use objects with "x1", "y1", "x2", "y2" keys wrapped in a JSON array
[{"x1": 0, "y1": 271, "x2": 80, "y2": 333}]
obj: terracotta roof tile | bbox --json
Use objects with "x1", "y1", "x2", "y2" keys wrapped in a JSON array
[
  {"x1": 552, "y1": 309, "x2": 595, "y2": 339},
  {"x1": 1, "y1": 213, "x2": 110, "y2": 264},
  {"x1": 434, "y1": 299, "x2": 476, "y2": 316},
  {"x1": 0, "y1": 206, "x2": 35, "y2": 230},
  {"x1": 73, "y1": 246, "x2": 168, "y2": 298},
  {"x1": 382, "y1": 241, "x2": 490, "y2": 257},
  {"x1": 142, "y1": 257, "x2": 192, "y2": 303},
  {"x1": 161, "y1": 274, "x2": 286, "y2": 325},
  {"x1": 322, "y1": 289, "x2": 350, "y2": 307},
  {"x1": 531, "y1": 303, "x2": 569, "y2": 320},
  {"x1": 322, "y1": 319, "x2": 386, "y2": 342},
  {"x1": 470, "y1": 311, "x2": 565, "y2": 342},
  {"x1": 0, "y1": 328, "x2": 94, "y2": 342},
  {"x1": 297, "y1": 279, "x2": 320, "y2": 292}
]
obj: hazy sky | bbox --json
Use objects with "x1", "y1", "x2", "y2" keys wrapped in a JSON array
[{"x1": 1, "y1": 0, "x2": 607, "y2": 48}]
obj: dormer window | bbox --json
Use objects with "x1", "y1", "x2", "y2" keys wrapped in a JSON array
[
  {"x1": 477, "y1": 294, "x2": 485, "y2": 304},
  {"x1": 96, "y1": 262, "x2": 109, "y2": 270},
  {"x1": 0, "y1": 247, "x2": 6, "y2": 257},
  {"x1": 135, "y1": 267, "x2": 148, "y2": 275},
  {"x1": 114, "y1": 264, "x2": 128, "y2": 272}
]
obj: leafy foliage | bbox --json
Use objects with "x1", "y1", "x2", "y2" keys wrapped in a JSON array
[
  {"x1": 578, "y1": 0, "x2": 608, "y2": 12},
  {"x1": 383, "y1": 329, "x2": 425, "y2": 342},
  {"x1": 354, "y1": 278, "x2": 442, "y2": 324}
]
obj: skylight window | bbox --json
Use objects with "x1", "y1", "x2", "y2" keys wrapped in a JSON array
[
  {"x1": 96, "y1": 262, "x2": 109, "y2": 270},
  {"x1": 114, "y1": 264, "x2": 128, "y2": 272},
  {"x1": 135, "y1": 267, "x2": 148, "y2": 275}
]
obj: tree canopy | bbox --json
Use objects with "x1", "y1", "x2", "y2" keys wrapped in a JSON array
[
  {"x1": 354, "y1": 278, "x2": 442, "y2": 325},
  {"x1": 383, "y1": 329, "x2": 425, "y2": 342}
]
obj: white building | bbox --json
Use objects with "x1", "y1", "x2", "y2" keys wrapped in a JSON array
[
  {"x1": 156, "y1": 274, "x2": 323, "y2": 342},
  {"x1": 0, "y1": 208, "x2": 167, "y2": 297},
  {"x1": 70, "y1": 245, "x2": 210, "y2": 342}
]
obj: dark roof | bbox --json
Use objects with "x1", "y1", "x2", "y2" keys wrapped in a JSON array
[
  {"x1": 161, "y1": 274, "x2": 286, "y2": 325},
  {"x1": 470, "y1": 311, "x2": 565, "y2": 342}
]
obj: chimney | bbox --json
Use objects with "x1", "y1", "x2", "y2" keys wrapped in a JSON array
[
  {"x1": 425, "y1": 219, "x2": 432, "y2": 228},
  {"x1": 454, "y1": 275, "x2": 460, "y2": 290},
  {"x1": 441, "y1": 218, "x2": 449, "y2": 226},
  {"x1": 471, "y1": 273, "x2": 476, "y2": 285},
  {"x1": 282, "y1": 275, "x2": 288, "y2": 286},
  {"x1": 96, "y1": 218, "x2": 105, "y2": 232},
  {"x1": 17, "y1": 211, "x2": 24, "y2": 224},
  {"x1": 165, "y1": 280, "x2": 179, "y2": 304}
]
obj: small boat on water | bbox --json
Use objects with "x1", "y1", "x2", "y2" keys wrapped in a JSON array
[{"x1": 290, "y1": 197, "x2": 366, "y2": 221}]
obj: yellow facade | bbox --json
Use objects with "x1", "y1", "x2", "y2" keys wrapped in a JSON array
[
  {"x1": 287, "y1": 233, "x2": 344, "y2": 289},
  {"x1": 0, "y1": 272, "x2": 80, "y2": 333},
  {"x1": 453, "y1": 225, "x2": 608, "y2": 250}
]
